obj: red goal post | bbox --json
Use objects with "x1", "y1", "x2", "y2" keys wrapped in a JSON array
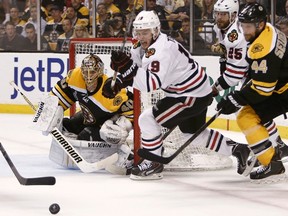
[{"x1": 69, "y1": 38, "x2": 233, "y2": 171}]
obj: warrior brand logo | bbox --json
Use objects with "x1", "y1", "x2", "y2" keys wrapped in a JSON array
[
  {"x1": 51, "y1": 129, "x2": 83, "y2": 163},
  {"x1": 32, "y1": 102, "x2": 44, "y2": 122}
]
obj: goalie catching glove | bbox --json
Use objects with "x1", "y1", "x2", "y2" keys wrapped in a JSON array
[
  {"x1": 216, "y1": 91, "x2": 247, "y2": 114},
  {"x1": 99, "y1": 116, "x2": 132, "y2": 145}
]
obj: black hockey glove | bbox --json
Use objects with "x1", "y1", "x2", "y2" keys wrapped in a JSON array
[
  {"x1": 102, "y1": 77, "x2": 123, "y2": 99},
  {"x1": 111, "y1": 50, "x2": 132, "y2": 73},
  {"x1": 216, "y1": 91, "x2": 247, "y2": 115},
  {"x1": 102, "y1": 75, "x2": 134, "y2": 99},
  {"x1": 219, "y1": 56, "x2": 226, "y2": 75}
]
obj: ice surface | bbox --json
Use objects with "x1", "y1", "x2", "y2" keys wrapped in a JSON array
[{"x1": 0, "y1": 114, "x2": 288, "y2": 216}]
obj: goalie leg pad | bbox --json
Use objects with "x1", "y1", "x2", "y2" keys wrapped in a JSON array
[
  {"x1": 105, "y1": 144, "x2": 134, "y2": 175},
  {"x1": 49, "y1": 137, "x2": 120, "y2": 169}
]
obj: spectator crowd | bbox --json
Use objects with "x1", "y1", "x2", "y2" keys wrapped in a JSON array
[{"x1": 0, "y1": 0, "x2": 287, "y2": 53}]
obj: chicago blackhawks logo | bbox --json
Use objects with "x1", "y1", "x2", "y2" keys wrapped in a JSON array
[
  {"x1": 133, "y1": 41, "x2": 141, "y2": 49},
  {"x1": 251, "y1": 43, "x2": 264, "y2": 53},
  {"x1": 228, "y1": 29, "x2": 238, "y2": 42},
  {"x1": 145, "y1": 48, "x2": 156, "y2": 58}
]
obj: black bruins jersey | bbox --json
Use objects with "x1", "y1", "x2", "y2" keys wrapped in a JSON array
[
  {"x1": 242, "y1": 23, "x2": 288, "y2": 104},
  {"x1": 51, "y1": 67, "x2": 133, "y2": 126}
]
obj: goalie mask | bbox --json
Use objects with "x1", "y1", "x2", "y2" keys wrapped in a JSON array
[{"x1": 81, "y1": 54, "x2": 104, "y2": 92}]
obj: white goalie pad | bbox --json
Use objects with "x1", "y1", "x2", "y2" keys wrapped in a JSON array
[
  {"x1": 105, "y1": 144, "x2": 134, "y2": 175},
  {"x1": 49, "y1": 137, "x2": 120, "y2": 170},
  {"x1": 30, "y1": 94, "x2": 63, "y2": 135},
  {"x1": 100, "y1": 117, "x2": 131, "y2": 145},
  {"x1": 49, "y1": 133, "x2": 134, "y2": 175}
]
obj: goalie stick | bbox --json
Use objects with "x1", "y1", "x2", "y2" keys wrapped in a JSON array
[
  {"x1": 138, "y1": 110, "x2": 223, "y2": 164},
  {"x1": 0, "y1": 142, "x2": 56, "y2": 185},
  {"x1": 10, "y1": 81, "x2": 37, "y2": 111},
  {"x1": 9, "y1": 81, "x2": 119, "y2": 173},
  {"x1": 50, "y1": 128, "x2": 118, "y2": 172}
]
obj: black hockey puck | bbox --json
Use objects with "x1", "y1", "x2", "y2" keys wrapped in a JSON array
[{"x1": 49, "y1": 203, "x2": 60, "y2": 214}]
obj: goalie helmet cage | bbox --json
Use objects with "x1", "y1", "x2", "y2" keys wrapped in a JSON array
[{"x1": 69, "y1": 38, "x2": 232, "y2": 171}]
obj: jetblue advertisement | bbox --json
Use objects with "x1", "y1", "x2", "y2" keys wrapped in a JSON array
[
  {"x1": 1, "y1": 53, "x2": 287, "y2": 129},
  {"x1": 1, "y1": 53, "x2": 69, "y2": 105}
]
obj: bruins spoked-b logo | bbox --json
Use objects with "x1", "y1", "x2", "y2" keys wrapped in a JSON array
[
  {"x1": 145, "y1": 48, "x2": 155, "y2": 58},
  {"x1": 113, "y1": 95, "x2": 123, "y2": 106},
  {"x1": 228, "y1": 29, "x2": 238, "y2": 42},
  {"x1": 251, "y1": 43, "x2": 264, "y2": 53}
]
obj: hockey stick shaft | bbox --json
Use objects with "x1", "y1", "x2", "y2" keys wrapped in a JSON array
[
  {"x1": 10, "y1": 81, "x2": 37, "y2": 111},
  {"x1": 0, "y1": 142, "x2": 56, "y2": 185},
  {"x1": 138, "y1": 109, "x2": 223, "y2": 164},
  {"x1": 111, "y1": 0, "x2": 138, "y2": 88}
]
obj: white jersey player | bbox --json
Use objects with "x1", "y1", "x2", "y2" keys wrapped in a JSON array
[
  {"x1": 211, "y1": 0, "x2": 288, "y2": 164},
  {"x1": 212, "y1": 0, "x2": 248, "y2": 94},
  {"x1": 102, "y1": 10, "x2": 252, "y2": 180}
]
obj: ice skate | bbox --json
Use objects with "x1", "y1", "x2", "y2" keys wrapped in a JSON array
[
  {"x1": 130, "y1": 159, "x2": 164, "y2": 180},
  {"x1": 248, "y1": 136, "x2": 288, "y2": 168},
  {"x1": 250, "y1": 148, "x2": 286, "y2": 184},
  {"x1": 231, "y1": 143, "x2": 253, "y2": 176},
  {"x1": 275, "y1": 136, "x2": 288, "y2": 163}
]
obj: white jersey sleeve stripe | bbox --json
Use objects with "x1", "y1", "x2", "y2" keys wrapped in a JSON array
[{"x1": 165, "y1": 68, "x2": 207, "y2": 93}]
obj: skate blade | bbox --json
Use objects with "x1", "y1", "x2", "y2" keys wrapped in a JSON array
[
  {"x1": 250, "y1": 173, "x2": 287, "y2": 184},
  {"x1": 130, "y1": 173, "x2": 163, "y2": 181},
  {"x1": 243, "y1": 155, "x2": 257, "y2": 177}
]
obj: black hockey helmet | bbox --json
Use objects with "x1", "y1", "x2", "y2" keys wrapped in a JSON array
[{"x1": 238, "y1": 3, "x2": 267, "y2": 23}]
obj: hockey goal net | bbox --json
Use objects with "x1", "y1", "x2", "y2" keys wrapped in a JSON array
[{"x1": 69, "y1": 38, "x2": 232, "y2": 171}]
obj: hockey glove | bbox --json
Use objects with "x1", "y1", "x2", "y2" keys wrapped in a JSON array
[
  {"x1": 102, "y1": 77, "x2": 123, "y2": 99},
  {"x1": 211, "y1": 85, "x2": 219, "y2": 97},
  {"x1": 216, "y1": 91, "x2": 247, "y2": 115},
  {"x1": 219, "y1": 56, "x2": 227, "y2": 75},
  {"x1": 111, "y1": 50, "x2": 132, "y2": 73}
]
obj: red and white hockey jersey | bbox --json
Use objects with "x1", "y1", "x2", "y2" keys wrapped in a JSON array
[
  {"x1": 130, "y1": 33, "x2": 212, "y2": 98},
  {"x1": 214, "y1": 19, "x2": 249, "y2": 89}
]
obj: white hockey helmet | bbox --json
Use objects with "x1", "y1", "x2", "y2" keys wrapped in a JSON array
[
  {"x1": 133, "y1": 10, "x2": 161, "y2": 40},
  {"x1": 214, "y1": 0, "x2": 239, "y2": 17},
  {"x1": 81, "y1": 54, "x2": 104, "y2": 92}
]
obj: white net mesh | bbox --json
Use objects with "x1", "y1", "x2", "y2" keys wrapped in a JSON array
[
  {"x1": 140, "y1": 89, "x2": 232, "y2": 171},
  {"x1": 70, "y1": 38, "x2": 233, "y2": 171}
]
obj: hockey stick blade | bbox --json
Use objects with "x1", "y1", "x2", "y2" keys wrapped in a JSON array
[
  {"x1": 138, "y1": 110, "x2": 222, "y2": 164},
  {"x1": 242, "y1": 155, "x2": 257, "y2": 177},
  {"x1": 0, "y1": 143, "x2": 56, "y2": 185},
  {"x1": 50, "y1": 128, "x2": 118, "y2": 173}
]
